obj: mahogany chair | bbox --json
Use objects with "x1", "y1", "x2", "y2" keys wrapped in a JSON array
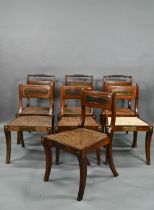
[
  {"x1": 56, "y1": 85, "x2": 99, "y2": 164},
  {"x1": 17, "y1": 83, "x2": 55, "y2": 144},
  {"x1": 42, "y1": 90, "x2": 118, "y2": 201},
  {"x1": 101, "y1": 84, "x2": 139, "y2": 148}
]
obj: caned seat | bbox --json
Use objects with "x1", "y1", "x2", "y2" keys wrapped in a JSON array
[
  {"x1": 42, "y1": 90, "x2": 118, "y2": 201},
  {"x1": 4, "y1": 115, "x2": 52, "y2": 163},
  {"x1": 56, "y1": 116, "x2": 100, "y2": 132},
  {"x1": 106, "y1": 116, "x2": 153, "y2": 165}
]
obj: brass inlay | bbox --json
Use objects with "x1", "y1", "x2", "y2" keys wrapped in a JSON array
[
  {"x1": 24, "y1": 88, "x2": 48, "y2": 95},
  {"x1": 111, "y1": 90, "x2": 132, "y2": 95},
  {"x1": 86, "y1": 96, "x2": 110, "y2": 105},
  {"x1": 66, "y1": 89, "x2": 81, "y2": 96}
]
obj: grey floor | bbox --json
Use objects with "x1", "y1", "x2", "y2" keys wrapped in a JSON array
[{"x1": 0, "y1": 122, "x2": 154, "y2": 210}]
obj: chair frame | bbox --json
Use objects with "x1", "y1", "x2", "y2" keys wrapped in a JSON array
[
  {"x1": 17, "y1": 83, "x2": 54, "y2": 133},
  {"x1": 102, "y1": 84, "x2": 139, "y2": 148},
  {"x1": 42, "y1": 90, "x2": 118, "y2": 201}
]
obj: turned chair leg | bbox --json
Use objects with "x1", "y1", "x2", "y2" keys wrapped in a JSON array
[
  {"x1": 77, "y1": 152, "x2": 87, "y2": 201},
  {"x1": 17, "y1": 131, "x2": 25, "y2": 147}
]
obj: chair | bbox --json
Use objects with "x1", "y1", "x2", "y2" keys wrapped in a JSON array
[
  {"x1": 41, "y1": 90, "x2": 118, "y2": 201},
  {"x1": 56, "y1": 85, "x2": 100, "y2": 164},
  {"x1": 102, "y1": 84, "x2": 139, "y2": 148},
  {"x1": 4, "y1": 83, "x2": 54, "y2": 162},
  {"x1": 17, "y1": 83, "x2": 54, "y2": 144}
]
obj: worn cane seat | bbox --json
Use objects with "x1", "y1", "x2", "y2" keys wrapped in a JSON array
[
  {"x1": 108, "y1": 117, "x2": 149, "y2": 126},
  {"x1": 7, "y1": 115, "x2": 52, "y2": 129},
  {"x1": 22, "y1": 106, "x2": 49, "y2": 115},
  {"x1": 102, "y1": 108, "x2": 137, "y2": 117},
  {"x1": 63, "y1": 106, "x2": 92, "y2": 116},
  {"x1": 57, "y1": 116, "x2": 100, "y2": 130},
  {"x1": 46, "y1": 128, "x2": 108, "y2": 150}
]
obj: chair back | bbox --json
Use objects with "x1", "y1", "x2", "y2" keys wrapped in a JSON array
[
  {"x1": 27, "y1": 74, "x2": 55, "y2": 85},
  {"x1": 103, "y1": 75, "x2": 132, "y2": 91},
  {"x1": 65, "y1": 74, "x2": 93, "y2": 88},
  {"x1": 81, "y1": 90, "x2": 116, "y2": 129},
  {"x1": 18, "y1": 83, "x2": 54, "y2": 115},
  {"x1": 105, "y1": 84, "x2": 139, "y2": 114},
  {"x1": 60, "y1": 85, "x2": 92, "y2": 116}
]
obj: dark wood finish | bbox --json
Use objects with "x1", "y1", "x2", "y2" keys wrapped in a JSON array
[
  {"x1": 4, "y1": 116, "x2": 52, "y2": 163},
  {"x1": 42, "y1": 90, "x2": 118, "y2": 201}
]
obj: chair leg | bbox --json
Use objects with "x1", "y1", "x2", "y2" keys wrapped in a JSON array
[
  {"x1": 18, "y1": 131, "x2": 25, "y2": 147},
  {"x1": 107, "y1": 143, "x2": 118, "y2": 177},
  {"x1": 145, "y1": 131, "x2": 153, "y2": 165},
  {"x1": 96, "y1": 148, "x2": 101, "y2": 165},
  {"x1": 132, "y1": 131, "x2": 137, "y2": 148},
  {"x1": 17, "y1": 131, "x2": 21, "y2": 144},
  {"x1": 77, "y1": 152, "x2": 87, "y2": 201},
  {"x1": 42, "y1": 138, "x2": 52, "y2": 182},
  {"x1": 55, "y1": 148, "x2": 60, "y2": 165},
  {"x1": 4, "y1": 127, "x2": 11, "y2": 164},
  {"x1": 103, "y1": 146, "x2": 108, "y2": 165}
]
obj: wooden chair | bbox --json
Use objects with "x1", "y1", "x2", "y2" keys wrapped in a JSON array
[
  {"x1": 101, "y1": 84, "x2": 139, "y2": 148},
  {"x1": 17, "y1": 83, "x2": 54, "y2": 142},
  {"x1": 42, "y1": 90, "x2": 118, "y2": 201},
  {"x1": 56, "y1": 85, "x2": 99, "y2": 164}
]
